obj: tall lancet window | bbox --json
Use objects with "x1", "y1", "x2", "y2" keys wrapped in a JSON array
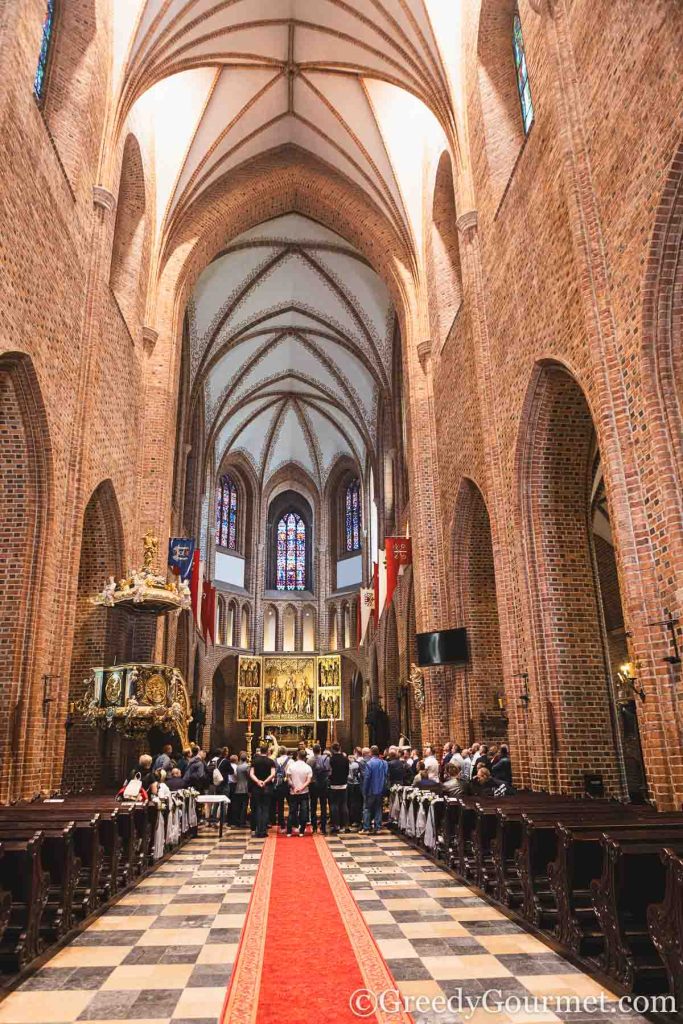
[
  {"x1": 34, "y1": 0, "x2": 56, "y2": 103},
  {"x1": 345, "y1": 479, "x2": 362, "y2": 552},
  {"x1": 512, "y1": 9, "x2": 534, "y2": 135},
  {"x1": 216, "y1": 474, "x2": 238, "y2": 549},
  {"x1": 276, "y1": 513, "x2": 306, "y2": 591}
]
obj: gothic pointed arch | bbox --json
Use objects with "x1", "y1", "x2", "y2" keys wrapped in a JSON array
[{"x1": 0, "y1": 352, "x2": 53, "y2": 801}]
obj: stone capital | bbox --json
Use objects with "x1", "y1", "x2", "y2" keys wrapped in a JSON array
[
  {"x1": 417, "y1": 340, "x2": 432, "y2": 370},
  {"x1": 142, "y1": 326, "x2": 159, "y2": 353},
  {"x1": 456, "y1": 209, "x2": 478, "y2": 236},
  {"x1": 92, "y1": 185, "x2": 116, "y2": 214}
]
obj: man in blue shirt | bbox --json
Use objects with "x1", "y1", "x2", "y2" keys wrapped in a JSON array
[{"x1": 361, "y1": 745, "x2": 388, "y2": 833}]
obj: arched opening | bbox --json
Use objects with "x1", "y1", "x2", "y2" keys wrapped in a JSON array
[
  {"x1": 350, "y1": 670, "x2": 364, "y2": 748},
  {"x1": 452, "y1": 478, "x2": 506, "y2": 746},
  {"x1": 62, "y1": 480, "x2": 128, "y2": 791},
  {"x1": 210, "y1": 655, "x2": 240, "y2": 751},
  {"x1": 217, "y1": 597, "x2": 227, "y2": 647},
  {"x1": 226, "y1": 600, "x2": 237, "y2": 647},
  {"x1": 110, "y1": 134, "x2": 147, "y2": 337},
  {"x1": 342, "y1": 603, "x2": 352, "y2": 649},
  {"x1": 266, "y1": 490, "x2": 313, "y2": 592},
  {"x1": 0, "y1": 353, "x2": 52, "y2": 801},
  {"x1": 240, "y1": 605, "x2": 250, "y2": 650},
  {"x1": 477, "y1": 0, "x2": 533, "y2": 208},
  {"x1": 283, "y1": 605, "x2": 296, "y2": 652},
  {"x1": 428, "y1": 151, "x2": 463, "y2": 352},
  {"x1": 329, "y1": 606, "x2": 338, "y2": 651},
  {"x1": 302, "y1": 606, "x2": 315, "y2": 652},
  {"x1": 517, "y1": 362, "x2": 632, "y2": 798},
  {"x1": 263, "y1": 605, "x2": 277, "y2": 652}
]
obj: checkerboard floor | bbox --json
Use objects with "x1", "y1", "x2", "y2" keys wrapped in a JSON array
[
  {"x1": 0, "y1": 828, "x2": 651, "y2": 1024},
  {"x1": 326, "y1": 831, "x2": 649, "y2": 1024},
  {"x1": 0, "y1": 830, "x2": 260, "y2": 1024}
]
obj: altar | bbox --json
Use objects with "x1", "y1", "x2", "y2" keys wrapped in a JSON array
[{"x1": 235, "y1": 654, "x2": 342, "y2": 741}]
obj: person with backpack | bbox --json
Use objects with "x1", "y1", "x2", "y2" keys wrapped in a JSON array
[
  {"x1": 273, "y1": 747, "x2": 291, "y2": 833},
  {"x1": 208, "y1": 746, "x2": 232, "y2": 826},
  {"x1": 309, "y1": 743, "x2": 331, "y2": 834}
]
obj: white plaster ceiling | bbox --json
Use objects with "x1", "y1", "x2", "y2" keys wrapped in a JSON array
[
  {"x1": 190, "y1": 214, "x2": 394, "y2": 489},
  {"x1": 118, "y1": 0, "x2": 455, "y2": 246}
]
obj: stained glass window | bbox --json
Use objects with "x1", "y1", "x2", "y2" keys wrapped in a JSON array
[
  {"x1": 512, "y1": 10, "x2": 534, "y2": 135},
  {"x1": 276, "y1": 512, "x2": 306, "y2": 591},
  {"x1": 215, "y1": 474, "x2": 238, "y2": 549},
  {"x1": 34, "y1": 1, "x2": 56, "y2": 104},
  {"x1": 345, "y1": 479, "x2": 361, "y2": 552}
]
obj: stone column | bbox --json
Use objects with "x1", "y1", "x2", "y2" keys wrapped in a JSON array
[
  {"x1": 401, "y1": 336, "x2": 450, "y2": 747},
  {"x1": 455, "y1": 209, "x2": 532, "y2": 788}
]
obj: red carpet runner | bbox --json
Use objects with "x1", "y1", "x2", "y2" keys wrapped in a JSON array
[{"x1": 221, "y1": 835, "x2": 413, "y2": 1024}]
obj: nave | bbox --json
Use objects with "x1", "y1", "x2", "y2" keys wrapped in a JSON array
[{"x1": 0, "y1": 829, "x2": 644, "y2": 1024}]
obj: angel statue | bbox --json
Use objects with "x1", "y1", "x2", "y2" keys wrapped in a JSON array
[{"x1": 142, "y1": 530, "x2": 159, "y2": 570}]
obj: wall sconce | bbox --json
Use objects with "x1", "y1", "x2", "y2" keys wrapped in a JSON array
[{"x1": 617, "y1": 662, "x2": 645, "y2": 703}]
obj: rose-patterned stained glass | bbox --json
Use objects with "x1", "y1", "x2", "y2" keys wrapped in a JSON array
[
  {"x1": 216, "y1": 474, "x2": 238, "y2": 549},
  {"x1": 512, "y1": 11, "x2": 534, "y2": 135},
  {"x1": 276, "y1": 512, "x2": 306, "y2": 591},
  {"x1": 34, "y1": 0, "x2": 56, "y2": 103},
  {"x1": 345, "y1": 479, "x2": 361, "y2": 552}
]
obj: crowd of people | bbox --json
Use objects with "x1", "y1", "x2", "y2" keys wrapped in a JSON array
[{"x1": 126, "y1": 739, "x2": 512, "y2": 838}]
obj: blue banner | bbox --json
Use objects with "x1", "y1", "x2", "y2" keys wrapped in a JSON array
[{"x1": 168, "y1": 538, "x2": 195, "y2": 581}]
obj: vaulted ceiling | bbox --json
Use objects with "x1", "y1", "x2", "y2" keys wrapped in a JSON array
[
  {"x1": 189, "y1": 214, "x2": 395, "y2": 490},
  {"x1": 117, "y1": 0, "x2": 455, "y2": 248}
]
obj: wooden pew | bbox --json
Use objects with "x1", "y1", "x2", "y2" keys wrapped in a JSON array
[
  {"x1": 647, "y1": 847, "x2": 683, "y2": 1009},
  {"x1": 516, "y1": 807, "x2": 667, "y2": 929},
  {"x1": 0, "y1": 808, "x2": 103, "y2": 919},
  {"x1": 0, "y1": 822, "x2": 79, "y2": 940},
  {"x1": 591, "y1": 832, "x2": 683, "y2": 994},
  {"x1": 0, "y1": 845, "x2": 11, "y2": 956},
  {"x1": 548, "y1": 820, "x2": 683, "y2": 960},
  {"x1": 0, "y1": 834, "x2": 50, "y2": 972}
]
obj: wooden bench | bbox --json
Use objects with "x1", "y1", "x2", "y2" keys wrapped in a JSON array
[
  {"x1": 0, "y1": 833, "x2": 50, "y2": 972},
  {"x1": 647, "y1": 847, "x2": 683, "y2": 1009},
  {"x1": 0, "y1": 808, "x2": 104, "y2": 919},
  {"x1": 591, "y1": 832, "x2": 683, "y2": 994},
  {"x1": 0, "y1": 822, "x2": 79, "y2": 942}
]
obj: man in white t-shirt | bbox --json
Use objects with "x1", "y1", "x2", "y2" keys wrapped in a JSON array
[
  {"x1": 286, "y1": 749, "x2": 313, "y2": 836},
  {"x1": 423, "y1": 745, "x2": 439, "y2": 782}
]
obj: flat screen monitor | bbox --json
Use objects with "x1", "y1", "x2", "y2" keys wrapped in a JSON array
[{"x1": 416, "y1": 628, "x2": 468, "y2": 667}]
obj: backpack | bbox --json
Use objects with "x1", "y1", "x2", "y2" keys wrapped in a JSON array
[
  {"x1": 213, "y1": 764, "x2": 224, "y2": 786},
  {"x1": 275, "y1": 756, "x2": 290, "y2": 789}
]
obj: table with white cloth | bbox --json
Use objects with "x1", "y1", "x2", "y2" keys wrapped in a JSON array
[{"x1": 195, "y1": 794, "x2": 230, "y2": 837}]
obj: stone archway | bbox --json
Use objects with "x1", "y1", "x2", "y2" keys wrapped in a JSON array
[
  {"x1": 62, "y1": 480, "x2": 128, "y2": 791},
  {"x1": 515, "y1": 361, "x2": 630, "y2": 798},
  {"x1": 451, "y1": 478, "x2": 505, "y2": 746}
]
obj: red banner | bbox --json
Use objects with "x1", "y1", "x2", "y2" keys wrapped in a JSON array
[
  {"x1": 201, "y1": 580, "x2": 216, "y2": 645},
  {"x1": 385, "y1": 536, "x2": 412, "y2": 607},
  {"x1": 189, "y1": 551, "x2": 201, "y2": 627},
  {"x1": 372, "y1": 562, "x2": 379, "y2": 627}
]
